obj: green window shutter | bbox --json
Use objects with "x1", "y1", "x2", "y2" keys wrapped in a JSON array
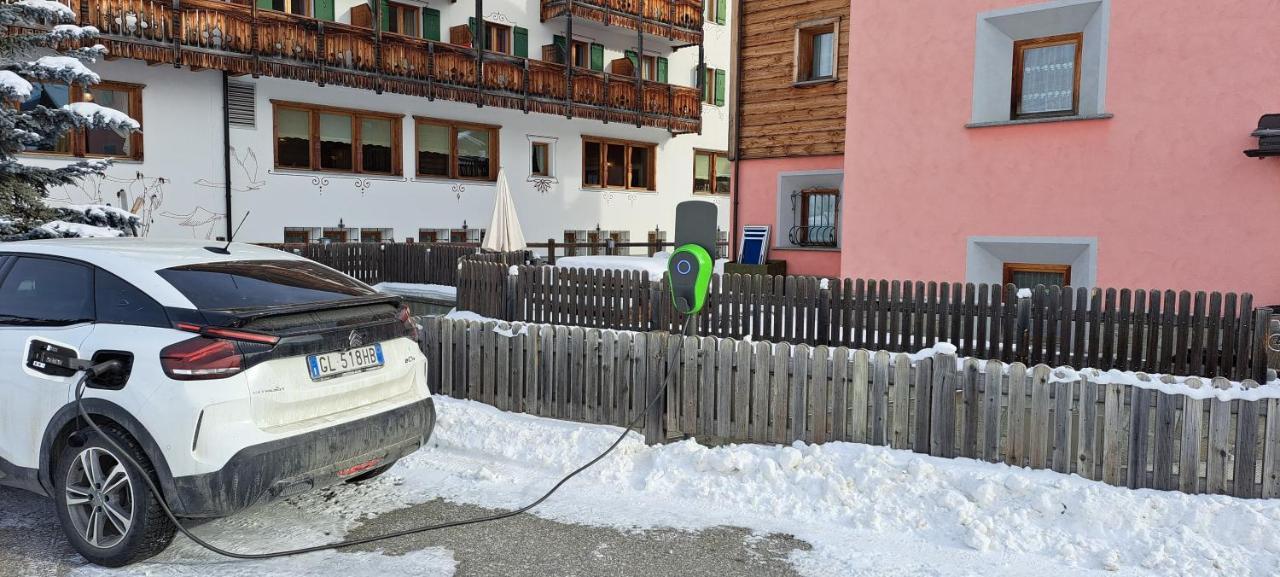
[
  {"x1": 656, "y1": 56, "x2": 668, "y2": 83},
  {"x1": 589, "y1": 43, "x2": 604, "y2": 70},
  {"x1": 553, "y1": 35, "x2": 568, "y2": 64},
  {"x1": 625, "y1": 50, "x2": 638, "y2": 68},
  {"x1": 716, "y1": 0, "x2": 726, "y2": 24},
  {"x1": 514, "y1": 26, "x2": 528, "y2": 57},
  {"x1": 468, "y1": 17, "x2": 477, "y2": 46},
  {"x1": 313, "y1": 0, "x2": 334, "y2": 21},
  {"x1": 422, "y1": 7, "x2": 440, "y2": 41},
  {"x1": 379, "y1": 0, "x2": 390, "y2": 31},
  {"x1": 257, "y1": 0, "x2": 272, "y2": 10},
  {"x1": 714, "y1": 69, "x2": 726, "y2": 106}
]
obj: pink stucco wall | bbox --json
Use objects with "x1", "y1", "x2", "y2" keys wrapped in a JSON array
[
  {"x1": 734, "y1": 156, "x2": 844, "y2": 277},
  {"x1": 840, "y1": 0, "x2": 1280, "y2": 303}
]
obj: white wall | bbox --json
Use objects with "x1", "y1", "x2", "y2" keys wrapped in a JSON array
[{"x1": 26, "y1": 0, "x2": 732, "y2": 250}]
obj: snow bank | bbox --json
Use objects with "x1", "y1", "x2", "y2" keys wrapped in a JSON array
[
  {"x1": 374, "y1": 282, "x2": 457, "y2": 301},
  {"x1": 394, "y1": 397, "x2": 1280, "y2": 577}
]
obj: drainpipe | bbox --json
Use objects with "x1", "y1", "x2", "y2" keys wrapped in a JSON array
[
  {"x1": 728, "y1": 0, "x2": 744, "y2": 261},
  {"x1": 221, "y1": 71, "x2": 233, "y2": 241}
]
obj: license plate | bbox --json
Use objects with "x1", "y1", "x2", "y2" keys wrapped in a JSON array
[{"x1": 307, "y1": 344, "x2": 384, "y2": 380}]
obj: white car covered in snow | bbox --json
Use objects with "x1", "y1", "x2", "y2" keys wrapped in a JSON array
[{"x1": 0, "y1": 239, "x2": 435, "y2": 566}]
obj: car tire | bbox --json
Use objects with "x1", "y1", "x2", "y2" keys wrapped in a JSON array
[
  {"x1": 345, "y1": 460, "x2": 397, "y2": 484},
  {"x1": 53, "y1": 425, "x2": 177, "y2": 567}
]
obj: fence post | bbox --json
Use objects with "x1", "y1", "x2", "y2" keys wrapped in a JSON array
[
  {"x1": 644, "y1": 331, "x2": 670, "y2": 445},
  {"x1": 1255, "y1": 307, "x2": 1274, "y2": 382},
  {"x1": 817, "y1": 281, "x2": 831, "y2": 346},
  {"x1": 546, "y1": 238, "x2": 557, "y2": 266},
  {"x1": 504, "y1": 267, "x2": 518, "y2": 321}
]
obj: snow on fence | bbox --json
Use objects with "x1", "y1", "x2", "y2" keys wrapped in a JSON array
[
  {"x1": 422, "y1": 316, "x2": 1280, "y2": 499},
  {"x1": 456, "y1": 261, "x2": 1274, "y2": 382},
  {"x1": 258, "y1": 242, "x2": 526, "y2": 286}
]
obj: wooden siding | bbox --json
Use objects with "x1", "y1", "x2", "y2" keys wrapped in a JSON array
[{"x1": 737, "y1": 0, "x2": 848, "y2": 159}]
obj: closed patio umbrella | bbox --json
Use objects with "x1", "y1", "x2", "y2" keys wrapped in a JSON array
[{"x1": 481, "y1": 167, "x2": 527, "y2": 252}]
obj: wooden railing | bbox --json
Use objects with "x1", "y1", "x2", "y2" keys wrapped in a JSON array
[
  {"x1": 540, "y1": 0, "x2": 703, "y2": 45},
  {"x1": 50, "y1": 0, "x2": 702, "y2": 133}
]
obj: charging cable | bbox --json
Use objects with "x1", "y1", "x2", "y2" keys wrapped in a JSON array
[{"x1": 71, "y1": 317, "x2": 692, "y2": 560}]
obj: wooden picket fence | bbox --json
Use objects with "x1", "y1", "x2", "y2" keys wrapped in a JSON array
[
  {"x1": 455, "y1": 262, "x2": 1273, "y2": 382},
  {"x1": 260, "y1": 242, "x2": 527, "y2": 286},
  {"x1": 422, "y1": 316, "x2": 1280, "y2": 498}
]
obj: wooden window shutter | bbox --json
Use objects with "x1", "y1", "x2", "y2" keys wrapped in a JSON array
[
  {"x1": 450, "y1": 24, "x2": 472, "y2": 46},
  {"x1": 714, "y1": 69, "x2": 726, "y2": 105},
  {"x1": 422, "y1": 7, "x2": 440, "y2": 41},
  {"x1": 513, "y1": 26, "x2": 528, "y2": 57},
  {"x1": 656, "y1": 56, "x2": 668, "y2": 83},
  {"x1": 552, "y1": 35, "x2": 568, "y2": 64},
  {"x1": 716, "y1": 0, "x2": 726, "y2": 24},
  {"x1": 590, "y1": 43, "x2": 604, "y2": 70},
  {"x1": 313, "y1": 0, "x2": 334, "y2": 21},
  {"x1": 256, "y1": 0, "x2": 271, "y2": 9},
  {"x1": 379, "y1": 0, "x2": 390, "y2": 31}
]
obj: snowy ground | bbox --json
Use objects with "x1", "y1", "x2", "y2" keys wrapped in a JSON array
[{"x1": 4, "y1": 397, "x2": 1279, "y2": 576}]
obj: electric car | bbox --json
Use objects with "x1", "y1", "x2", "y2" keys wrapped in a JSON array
[{"x1": 0, "y1": 239, "x2": 435, "y2": 567}]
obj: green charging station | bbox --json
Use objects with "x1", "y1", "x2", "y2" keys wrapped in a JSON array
[{"x1": 668, "y1": 201, "x2": 718, "y2": 320}]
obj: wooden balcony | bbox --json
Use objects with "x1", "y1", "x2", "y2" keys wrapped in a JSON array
[
  {"x1": 541, "y1": 0, "x2": 703, "y2": 45},
  {"x1": 47, "y1": 0, "x2": 702, "y2": 133}
]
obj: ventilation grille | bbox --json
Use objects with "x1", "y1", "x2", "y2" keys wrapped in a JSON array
[{"x1": 226, "y1": 81, "x2": 256, "y2": 128}]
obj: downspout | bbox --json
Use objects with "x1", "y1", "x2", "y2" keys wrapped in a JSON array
[
  {"x1": 728, "y1": 0, "x2": 744, "y2": 261},
  {"x1": 221, "y1": 71, "x2": 233, "y2": 241}
]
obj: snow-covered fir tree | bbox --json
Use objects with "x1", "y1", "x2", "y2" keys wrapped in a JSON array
[{"x1": 0, "y1": 0, "x2": 141, "y2": 240}]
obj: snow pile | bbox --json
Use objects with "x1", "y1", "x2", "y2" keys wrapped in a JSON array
[
  {"x1": 396, "y1": 397, "x2": 1280, "y2": 577},
  {"x1": 67, "y1": 100, "x2": 139, "y2": 130},
  {"x1": 32, "y1": 55, "x2": 100, "y2": 83},
  {"x1": 37, "y1": 220, "x2": 123, "y2": 238},
  {"x1": 374, "y1": 282, "x2": 458, "y2": 301},
  {"x1": 0, "y1": 70, "x2": 33, "y2": 99}
]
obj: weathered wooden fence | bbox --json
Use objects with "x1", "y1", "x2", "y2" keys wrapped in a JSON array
[
  {"x1": 456, "y1": 262, "x2": 1273, "y2": 381},
  {"x1": 423, "y1": 316, "x2": 1280, "y2": 499},
  {"x1": 260, "y1": 242, "x2": 527, "y2": 286}
]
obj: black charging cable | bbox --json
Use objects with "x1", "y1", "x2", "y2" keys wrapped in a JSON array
[{"x1": 70, "y1": 316, "x2": 693, "y2": 560}]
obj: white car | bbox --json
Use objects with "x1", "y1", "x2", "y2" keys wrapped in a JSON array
[{"x1": 0, "y1": 239, "x2": 435, "y2": 566}]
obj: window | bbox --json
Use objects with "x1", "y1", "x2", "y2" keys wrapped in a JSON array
[
  {"x1": 157, "y1": 260, "x2": 376, "y2": 310},
  {"x1": 582, "y1": 137, "x2": 655, "y2": 191},
  {"x1": 795, "y1": 19, "x2": 839, "y2": 83},
  {"x1": 415, "y1": 117, "x2": 500, "y2": 181},
  {"x1": 386, "y1": 2, "x2": 419, "y2": 36},
  {"x1": 641, "y1": 55, "x2": 658, "y2": 81},
  {"x1": 531, "y1": 142, "x2": 550, "y2": 176},
  {"x1": 1003, "y1": 263, "x2": 1071, "y2": 288},
  {"x1": 270, "y1": 0, "x2": 309, "y2": 16},
  {"x1": 0, "y1": 258, "x2": 93, "y2": 325},
  {"x1": 789, "y1": 187, "x2": 839, "y2": 247},
  {"x1": 693, "y1": 150, "x2": 730, "y2": 194},
  {"x1": 706, "y1": 0, "x2": 726, "y2": 25},
  {"x1": 323, "y1": 228, "x2": 348, "y2": 242},
  {"x1": 360, "y1": 229, "x2": 386, "y2": 243},
  {"x1": 702, "y1": 67, "x2": 726, "y2": 106},
  {"x1": 95, "y1": 268, "x2": 168, "y2": 327},
  {"x1": 485, "y1": 22, "x2": 512, "y2": 54},
  {"x1": 1011, "y1": 33, "x2": 1082, "y2": 119},
  {"x1": 283, "y1": 228, "x2": 311, "y2": 243},
  {"x1": 18, "y1": 81, "x2": 143, "y2": 160},
  {"x1": 571, "y1": 40, "x2": 590, "y2": 67},
  {"x1": 418, "y1": 229, "x2": 440, "y2": 243},
  {"x1": 272, "y1": 101, "x2": 402, "y2": 175}
]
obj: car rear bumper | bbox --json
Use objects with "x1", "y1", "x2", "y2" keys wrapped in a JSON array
[{"x1": 170, "y1": 396, "x2": 435, "y2": 518}]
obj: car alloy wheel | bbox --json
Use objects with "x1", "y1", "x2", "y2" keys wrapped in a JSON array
[{"x1": 64, "y1": 447, "x2": 135, "y2": 550}]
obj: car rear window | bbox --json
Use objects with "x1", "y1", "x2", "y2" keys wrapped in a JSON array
[{"x1": 157, "y1": 260, "x2": 375, "y2": 310}]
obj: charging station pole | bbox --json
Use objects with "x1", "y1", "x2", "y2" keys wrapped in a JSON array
[{"x1": 645, "y1": 201, "x2": 717, "y2": 445}]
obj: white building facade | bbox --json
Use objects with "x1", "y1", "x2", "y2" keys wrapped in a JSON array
[{"x1": 21, "y1": 0, "x2": 732, "y2": 250}]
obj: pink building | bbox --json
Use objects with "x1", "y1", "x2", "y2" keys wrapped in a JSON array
[{"x1": 733, "y1": 0, "x2": 1280, "y2": 303}]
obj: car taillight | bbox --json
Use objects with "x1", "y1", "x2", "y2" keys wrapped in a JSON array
[
  {"x1": 397, "y1": 305, "x2": 419, "y2": 340},
  {"x1": 160, "y1": 337, "x2": 244, "y2": 380}
]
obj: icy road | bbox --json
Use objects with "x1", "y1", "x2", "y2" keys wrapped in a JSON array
[{"x1": 3, "y1": 396, "x2": 1280, "y2": 577}]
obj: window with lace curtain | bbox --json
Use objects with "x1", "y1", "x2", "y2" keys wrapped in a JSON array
[{"x1": 1011, "y1": 33, "x2": 1082, "y2": 119}]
